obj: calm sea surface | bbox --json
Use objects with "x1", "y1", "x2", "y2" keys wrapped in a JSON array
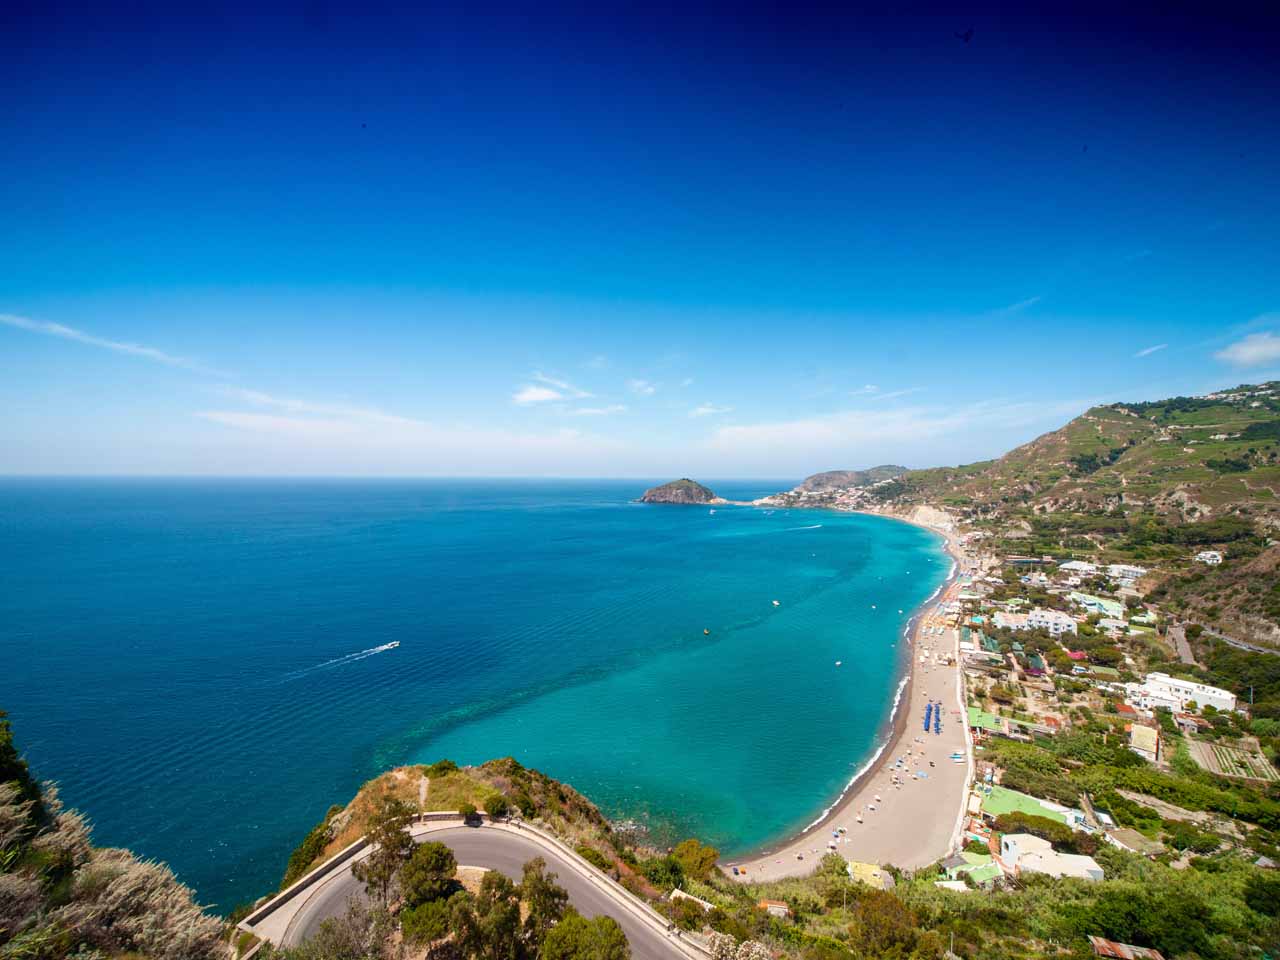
[{"x1": 0, "y1": 479, "x2": 946, "y2": 911}]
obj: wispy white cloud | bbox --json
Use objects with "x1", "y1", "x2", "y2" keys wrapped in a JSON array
[
  {"x1": 532, "y1": 372, "x2": 591, "y2": 398},
  {"x1": 709, "y1": 398, "x2": 1085, "y2": 465},
  {"x1": 852, "y1": 384, "x2": 879, "y2": 395},
  {"x1": 1216, "y1": 330, "x2": 1280, "y2": 368},
  {"x1": 1134, "y1": 343, "x2": 1168, "y2": 358},
  {"x1": 865, "y1": 386, "x2": 926, "y2": 402},
  {"x1": 689, "y1": 403, "x2": 732, "y2": 418},
  {"x1": 628, "y1": 378, "x2": 657, "y2": 396},
  {"x1": 197, "y1": 389, "x2": 625, "y2": 474},
  {"x1": 0, "y1": 313, "x2": 227, "y2": 376},
  {"x1": 513, "y1": 385, "x2": 563, "y2": 405},
  {"x1": 218, "y1": 387, "x2": 412, "y2": 423},
  {"x1": 993, "y1": 296, "x2": 1042, "y2": 315},
  {"x1": 570, "y1": 404, "x2": 627, "y2": 416}
]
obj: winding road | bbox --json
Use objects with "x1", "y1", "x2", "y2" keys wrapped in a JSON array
[{"x1": 281, "y1": 825, "x2": 691, "y2": 960}]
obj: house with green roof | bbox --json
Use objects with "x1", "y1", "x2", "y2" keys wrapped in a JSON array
[
  {"x1": 1068, "y1": 591, "x2": 1125, "y2": 619},
  {"x1": 980, "y1": 785, "x2": 1070, "y2": 825},
  {"x1": 968, "y1": 706, "x2": 1004, "y2": 735},
  {"x1": 943, "y1": 851, "x2": 1001, "y2": 887}
]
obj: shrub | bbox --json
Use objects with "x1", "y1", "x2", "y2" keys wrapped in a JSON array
[
  {"x1": 281, "y1": 804, "x2": 342, "y2": 887},
  {"x1": 992, "y1": 812, "x2": 1074, "y2": 848},
  {"x1": 483, "y1": 794, "x2": 510, "y2": 819},
  {"x1": 458, "y1": 802, "x2": 477, "y2": 820},
  {"x1": 511, "y1": 790, "x2": 536, "y2": 818},
  {"x1": 639, "y1": 855, "x2": 683, "y2": 890},
  {"x1": 575, "y1": 844, "x2": 611, "y2": 870}
]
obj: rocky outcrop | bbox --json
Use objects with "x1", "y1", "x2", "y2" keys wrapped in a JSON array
[{"x1": 639, "y1": 479, "x2": 718, "y2": 504}]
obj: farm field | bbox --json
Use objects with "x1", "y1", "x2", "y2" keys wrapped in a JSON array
[{"x1": 1187, "y1": 737, "x2": 1280, "y2": 782}]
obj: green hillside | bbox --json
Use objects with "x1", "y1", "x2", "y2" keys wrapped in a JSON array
[
  {"x1": 874, "y1": 382, "x2": 1280, "y2": 529},
  {"x1": 865, "y1": 383, "x2": 1280, "y2": 642}
]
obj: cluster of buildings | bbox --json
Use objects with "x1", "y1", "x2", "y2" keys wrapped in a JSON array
[
  {"x1": 1123, "y1": 672, "x2": 1237, "y2": 714},
  {"x1": 992, "y1": 607, "x2": 1078, "y2": 636}
]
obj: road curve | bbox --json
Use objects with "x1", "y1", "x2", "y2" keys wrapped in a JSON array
[{"x1": 284, "y1": 826, "x2": 687, "y2": 960}]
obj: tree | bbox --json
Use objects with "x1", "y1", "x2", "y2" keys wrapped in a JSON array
[
  {"x1": 401, "y1": 897, "x2": 453, "y2": 945},
  {"x1": 672, "y1": 838, "x2": 720, "y2": 882},
  {"x1": 283, "y1": 898, "x2": 395, "y2": 960},
  {"x1": 401, "y1": 840, "x2": 458, "y2": 907},
  {"x1": 351, "y1": 795, "x2": 415, "y2": 905},
  {"x1": 483, "y1": 794, "x2": 510, "y2": 819},
  {"x1": 540, "y1": 910, "x2": 630, "y2": 960},
  {"x1": 451, "y1": 870, "x2": 522, "y2": 960},
  {"x1": 519, "y1": 856, "x2": 568, "y2": 944}
]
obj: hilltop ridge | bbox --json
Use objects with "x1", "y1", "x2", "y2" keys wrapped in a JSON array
[{"x1": 762, "y1": 383, "x2": 1280, "y2": 645}]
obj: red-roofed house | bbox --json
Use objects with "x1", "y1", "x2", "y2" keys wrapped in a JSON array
[{"x1": 1088, "y1": 935, "x2": 1166, "y2": 959}]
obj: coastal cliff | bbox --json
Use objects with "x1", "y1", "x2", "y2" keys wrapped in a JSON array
[{"x1": 639, "y1": 478, "x2": 718, "y2": 504}]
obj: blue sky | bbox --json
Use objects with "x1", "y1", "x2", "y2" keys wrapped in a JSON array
[{"x1": 2, "y1": 3, "x2": 1278, "y2": 477}]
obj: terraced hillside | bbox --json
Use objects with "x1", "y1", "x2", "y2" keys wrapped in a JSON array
[
  {"x1": 871, "y1": 382, "x2": 1280, "y2": 529},
  {"x1": 857, "y1": 383, "x2": 1280, "y2": 644}
]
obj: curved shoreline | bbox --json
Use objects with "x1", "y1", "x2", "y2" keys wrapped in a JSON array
[{"x1": 726, "y1": 508, "x2": 969, "y2": 878}]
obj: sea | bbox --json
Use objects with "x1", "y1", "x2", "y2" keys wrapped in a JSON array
[{"x1": 0, "y1": 478, "x2": 947, "y2": 912}]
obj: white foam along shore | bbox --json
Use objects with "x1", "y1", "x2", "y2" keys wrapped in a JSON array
[{"x1": 728, "y1": 507, "x2": 971, "y2": 880}]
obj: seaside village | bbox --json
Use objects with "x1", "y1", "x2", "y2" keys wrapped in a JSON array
[{"x1": 926, "y1": 534, "x2": 1269, "y2": 899}]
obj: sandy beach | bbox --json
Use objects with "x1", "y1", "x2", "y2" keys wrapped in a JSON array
[{"x1": 727, "y1": 512, "x2": 977, "y2": 881}]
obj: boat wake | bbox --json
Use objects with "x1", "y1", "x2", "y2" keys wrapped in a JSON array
[
  {"x1": 277, "y1": 642, "x2": 400, "y2": 683},
  {"x1": 787, "y1": 523, "x2": 823, "y2": 531}
]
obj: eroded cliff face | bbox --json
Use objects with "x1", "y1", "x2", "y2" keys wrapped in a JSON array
[{"x1": 639, "y1": 479, "x2": 718, "y2": 504}]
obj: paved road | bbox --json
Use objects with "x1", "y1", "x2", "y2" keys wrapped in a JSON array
[
  {"x1": 284, "y1": 826, "x2": 687, "y2": 960},
  {"x1": 1190, "y1": 621, "x2": 1280, "y2": 658},
  {"x1": 1170, "y1": 624, "x2": 1199, "y2": 667}
]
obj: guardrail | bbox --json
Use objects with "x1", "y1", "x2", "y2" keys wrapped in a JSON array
[{"x1": 238, "y1": 812, "x2": 712, "y2": 960}]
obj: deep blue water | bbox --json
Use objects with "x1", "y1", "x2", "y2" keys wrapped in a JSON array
[{"x1": 0, "y1": 479, "x2": 946, "y2": 912}]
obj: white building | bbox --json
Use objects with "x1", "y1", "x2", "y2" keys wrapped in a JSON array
[
  {"x1": 1027, "y1": 608, "x2": 1078, "y2": 636},
  {"x1": 1098, "y1": 617, "x2": 1129, "y2": 637},
  {"x1": 1195, "y1": 550, "x2": 1223, "y2": 565},
  {"x1": 1126, "y1": 672, "x2": 1237, "y2": 714},
  {"x1": 1060, "y1": 560, "x2": 1098, "y2": 575},
  {"x1": 1107, "y1": 563, "x2": 1148, "y2": 581},
  {"x1": 999, "y1": 834, "x2": 1104, "y2": 881},
  {"x1": 993, "y1": 611, "x2": 1029, "y2": 631}
]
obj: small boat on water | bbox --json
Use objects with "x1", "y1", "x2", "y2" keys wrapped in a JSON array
[
  {"x1": 772, "y1": 599, "x2": 780, "y2": 606},
  {"x1": 835, "y1": 660, "x2": 842, "y2": 667},
  {"x1": 703, "y1": 628, "x2": 711, "y2": 635},
  {"x1": 387, "y1": 641, "x2": 401, "y2": 649}
]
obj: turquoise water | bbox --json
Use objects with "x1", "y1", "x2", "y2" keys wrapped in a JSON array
[{"x1": 0, "y1": 479, "x2": 946, "y2": 912}]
